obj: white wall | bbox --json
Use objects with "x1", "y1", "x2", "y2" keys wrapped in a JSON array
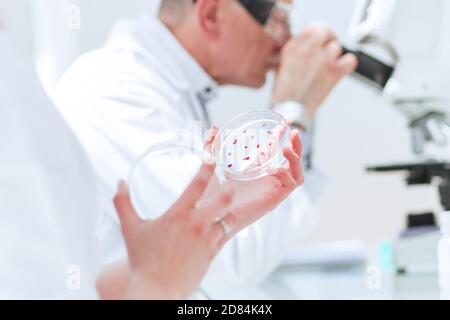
[
  {"x1": 30, "y1": 0, "x2": 160, "y2": 89},
  {"x1": 0, "y1": 0, "x2": 33, "y2": 58},
  {"x1": 11, "y1": 0, "x2": 448, "y2": 254}
]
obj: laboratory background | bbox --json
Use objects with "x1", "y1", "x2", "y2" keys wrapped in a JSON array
[{"x1": 3, "y1": 0, "x2": 450, "y2": 299}]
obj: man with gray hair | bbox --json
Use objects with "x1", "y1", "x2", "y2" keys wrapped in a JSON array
[{"x1": 56, "y1": 0, "x2": 357, "y2": 297}]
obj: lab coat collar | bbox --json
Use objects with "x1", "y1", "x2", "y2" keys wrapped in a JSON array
[{"x1": 134, "y1": 15, "x2": 218, "y2": 104}]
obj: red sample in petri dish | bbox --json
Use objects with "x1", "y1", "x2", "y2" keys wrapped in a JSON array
[{"x1": 213, "y1": 111, "x2": 291, "y2": 181}]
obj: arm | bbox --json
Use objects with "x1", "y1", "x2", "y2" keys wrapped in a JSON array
[
  {"x1": 96, "y1": 260, "x2": 130, "y2": 300},
  {"x1": 97, "y1": 260, "x2": 181, "y2": 300}
]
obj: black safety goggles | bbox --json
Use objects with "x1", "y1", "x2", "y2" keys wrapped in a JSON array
[
  {"x1": 237, "y1": 0, "x2": 277, "y2": 26},
  {"x1": 192, "y1": 0, "x2": 277, "y2": 26}
]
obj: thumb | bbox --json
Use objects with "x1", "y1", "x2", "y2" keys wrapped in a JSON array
[
  {"x1": 337, "y1": 53, "x2": 358, "y2": 76},
  {"x1": 113, "y1": 181, "x2": 142, "y2": 235},
  {"x1": 203, "y1": 127, "x2": 219, "y2": 164},
  {"x1": 204, "y1": 127, "x2": 219, "y2": 151}
]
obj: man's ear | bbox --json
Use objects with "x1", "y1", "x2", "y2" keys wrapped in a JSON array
[{"x1": 195, "y1": 0, "x2": 221, "y2": 38}]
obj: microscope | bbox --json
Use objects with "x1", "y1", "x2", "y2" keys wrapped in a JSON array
[
  {"x1": 344, "y1": 0, "x2": 450, "y2": 274},
  {"x1": 345, "y1": 0, "x2": 450, "y2": 212}
]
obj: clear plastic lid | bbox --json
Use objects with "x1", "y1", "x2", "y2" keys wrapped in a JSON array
[{"x1": 128, "y1": 141, "x2": 221, "y2": 220}]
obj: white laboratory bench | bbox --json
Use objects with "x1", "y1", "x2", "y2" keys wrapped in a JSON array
[{"x1": 211, "y1": 267, "x2": 448, "y2": 300}]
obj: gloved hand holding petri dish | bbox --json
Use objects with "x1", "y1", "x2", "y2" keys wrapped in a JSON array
[{"x1": 128, "y1": 111, "x2": 292, "y2": 220}]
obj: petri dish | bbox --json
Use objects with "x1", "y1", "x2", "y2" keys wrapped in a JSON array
[
  {"x1": 128, "y1": 141, "x2": 221, "y2": 220},
  {"x1": 213, "y1": 110, "x2": 291, "y2": 181}
]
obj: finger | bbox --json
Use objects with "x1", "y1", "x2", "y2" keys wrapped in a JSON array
[
  {"x1": 325, "y1": 41, "x2": 343, "y2": 60},
  {"x1": 290, "y1": 129, "x2": 303, "y2": 158},
  {"x1": 199, "y1": 186, "x2": 235, "y2": 223},
  {"x1": 203, "y1": 127, "x2": 219, "y2": 164},
  {"x1": 210, "y1": 212, "x2": 238, "y2": 250},
  {"x1": 336, "y1": 53, "x2": 358, "y2": 75},
  {"x1": 307, "y1": 24, "x2": 337, "y2": 46},
  {"x1": 204, "y1": 127, "x2": 219, "y2": 151},
  {"x1": 272, "y1": 167, "x2": 297, "y2": 189},
  {"x1": 266, "y1": 124, "x2": 286, "y2": 154},
  {"x1": 114, "y1": 181, "x2": 143, "y2": 233},
  {"x1": 283, "y1": 147, "x2": 303, "y2": 185},
  {"x1": 273, "y1": 123, "x2": 287, "y2": 139},
  {"x1": 170, "y1": 163, "x2": 216, "y2": 213}
]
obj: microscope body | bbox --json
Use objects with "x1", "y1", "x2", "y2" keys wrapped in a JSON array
[{"x1": 348, "y1": 0, "x2": 450, "y2": 155}]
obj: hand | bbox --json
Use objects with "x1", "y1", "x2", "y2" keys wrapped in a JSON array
[
  {"x1": 271, "y1": 23, "x2": 358, "y2": 117},
  {"x1": 206, "y1": 128, "x2": 304, "y2": 235},
  {"x1": 227, "y1": 129, "x2": 304, "y2": 231},
  {"x1": 113, "y1": 163, "x2": 237, "y2": 300}
]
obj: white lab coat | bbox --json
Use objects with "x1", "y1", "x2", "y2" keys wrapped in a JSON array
[
  {"x1": 55, "y1": 15, "x2": 323, "y2": 292},
  {"x1": 0, "y1": 31, "x2": 100, "y2": 299}
]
